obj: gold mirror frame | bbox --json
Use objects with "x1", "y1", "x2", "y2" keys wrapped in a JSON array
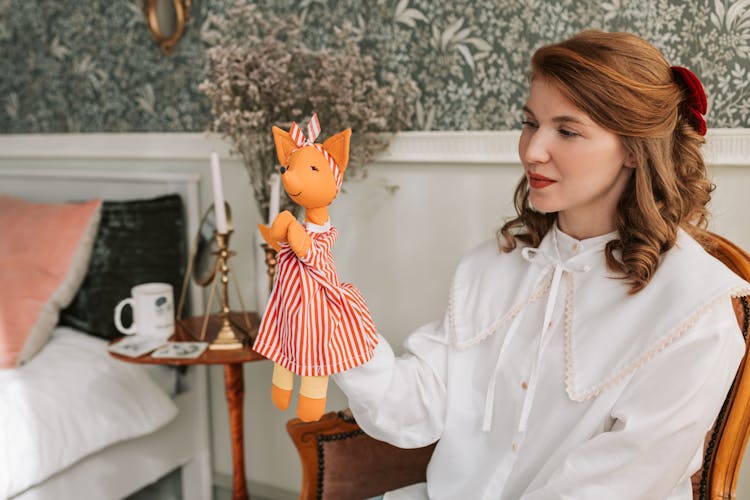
[
  {"x1": 175, "y1": 201, "x2": 232, "y2": 320},
  {"x1": 143, "y1": 0, "x2": 191, "y2": 55},
  {"x1": 192, "y1": 202, "x2": 233, "y2": 287}
]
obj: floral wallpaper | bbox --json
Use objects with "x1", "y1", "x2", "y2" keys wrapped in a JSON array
[
  {"x1": 0, "y1": 0, "x2": 211, "y2": 133},
  {"x1": 1, "y1": 0, "x2": 749, "y2": 133}
]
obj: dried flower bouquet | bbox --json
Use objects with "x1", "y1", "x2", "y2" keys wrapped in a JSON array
[{"x1": 200, "y1": 2, "x2": 418, "y2": 218}]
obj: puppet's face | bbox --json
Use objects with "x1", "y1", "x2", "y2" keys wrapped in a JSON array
[
  {"x1": 519, "y1": 77, "x2": 633, "y2": 236},
  {"x1": 282, "y1": 146, "x2": 338, "y2": 210}
]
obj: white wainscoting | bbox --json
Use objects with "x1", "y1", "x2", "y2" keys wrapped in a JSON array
[{"x1": 1, "y1": 130, "x2": 750, "y2": 497}]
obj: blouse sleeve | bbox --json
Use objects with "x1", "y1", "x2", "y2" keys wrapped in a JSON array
[
  {"x1": 332, "y1": 317, "x2": 450, "y2": 449},
  {"x1": 520, "y1": 298, "x2": 745, "y2": 500}
]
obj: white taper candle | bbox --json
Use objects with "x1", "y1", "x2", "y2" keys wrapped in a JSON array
[
  {"x1": 210, "y1": 152, "x2": 229, "y2": 234},
  {"x1": 268, "y1": 173, "x2": 281, "y2": 225}
]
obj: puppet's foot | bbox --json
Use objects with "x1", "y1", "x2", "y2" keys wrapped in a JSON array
[
  {"x1": 271, "y1": 364, "x2": 294, "y2": 411},
  {"x1": 271, "y1": 384, "x2": 292, "y2": 411},
  {"x1": 297, "y1": 375, "x2": 329, "y2": 421},
  {"x1": 296, "y1": 394, "x2": 326, "y2": 422}
]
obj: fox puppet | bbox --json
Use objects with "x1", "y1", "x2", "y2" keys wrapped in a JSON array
[{"x1": 253, "y1": 113, "x2": 379, "y2": 422}]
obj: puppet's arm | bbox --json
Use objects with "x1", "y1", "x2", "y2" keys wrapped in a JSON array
[
  {"x1": 258, "y1": 210, "x2": 311, "y2": 258},
  {"x1": 286, "y1": 221, "x2": 311, "y2": 258}
]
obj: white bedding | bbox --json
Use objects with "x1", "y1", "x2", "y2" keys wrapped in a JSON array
[
  {"x1": 142, "y1": 363, "x2": 178, "y2": 397},
  {"x1": 0, "y1": 327, "x2": 178, "y2": 499}
]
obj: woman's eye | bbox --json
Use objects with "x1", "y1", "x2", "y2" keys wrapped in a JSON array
[
  {"x1": 521, "y1": 120, "x2": 538, "y2": 129},
  {"x1": 310, "y1": 165, "x2": 319, "y2": 171},
  {"x1": 558, "y1": 128, "x2": 579, "y2": 138}
]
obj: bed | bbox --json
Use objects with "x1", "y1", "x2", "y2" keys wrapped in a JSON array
[{"x1": 0, "y1": 168, "x2": 211, "y2": 500}]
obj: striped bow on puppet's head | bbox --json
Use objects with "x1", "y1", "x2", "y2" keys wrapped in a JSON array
[{"x1": 272, "y1": 113, "x2": 352, "y2": 207}]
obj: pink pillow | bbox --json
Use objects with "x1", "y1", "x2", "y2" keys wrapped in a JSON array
[{"x1": 0, "y1": 195, "x2": 102, "y2": 368}]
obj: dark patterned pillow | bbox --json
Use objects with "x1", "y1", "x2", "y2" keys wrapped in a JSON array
[{"x1": 59, "y1": 194, "x2": 187, "y2": 340}]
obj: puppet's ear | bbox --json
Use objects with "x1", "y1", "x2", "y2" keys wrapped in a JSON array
[
  {"x1": 322, "y1": 129, "x2": 352, "y2": 173},
  {"x1": 272, "y1": 125, "x2": 298, "y2": 167}
]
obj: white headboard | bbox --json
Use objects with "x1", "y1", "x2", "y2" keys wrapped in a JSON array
[{"x1": 0, "y1": 167, "x2": 204, "y2": 313}]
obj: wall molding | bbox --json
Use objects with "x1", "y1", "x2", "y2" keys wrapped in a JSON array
[{"x1": 0, "y1": 129, "x2": 748, "y2": 166}]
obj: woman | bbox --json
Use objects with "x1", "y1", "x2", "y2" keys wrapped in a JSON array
[{"x1": 334, "y1": 31, "x2": 749, "y2": 499}]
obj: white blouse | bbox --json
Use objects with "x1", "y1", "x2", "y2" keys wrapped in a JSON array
[{"x1": 334, "y1": 226, "x2": 748, "y2": 500}]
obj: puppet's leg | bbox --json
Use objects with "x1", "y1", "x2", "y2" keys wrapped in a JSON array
[
  {"x1": 297, "y1": 375, "x2": 328, "y2": 422},
  {"x1": 271, "y1": 363, "x2": 294, "y2": 411}
]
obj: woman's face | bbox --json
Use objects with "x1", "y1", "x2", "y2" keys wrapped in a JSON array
[{"x1": 518, "y1": 77, "x2": 633, "y2": 239}]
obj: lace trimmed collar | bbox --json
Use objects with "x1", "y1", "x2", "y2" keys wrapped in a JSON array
[{"x1": 448, "y1": 228, "x2": 750, "y2": 413}]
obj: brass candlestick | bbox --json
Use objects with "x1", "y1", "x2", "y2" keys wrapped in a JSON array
[
  {"x1": 176, "y1": 203, "x2": 253, "y2": 345},
  {"x1": 205, "y1": 230, "x2": 243, "y2": 350},
  {"x1": 261, "y1": 242, "x2": 278, "y2": 294}
]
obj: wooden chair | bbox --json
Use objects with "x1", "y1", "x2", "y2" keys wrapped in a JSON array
[
  {"x1": 287, "y1": 232, "x2": 750, "y2": 500},
  {"x1": 692, "y1": 232, "x2": 750, "y2": 499},
  {"x1": 287, "y1": 409, "x2": 435, "y2": 500}
]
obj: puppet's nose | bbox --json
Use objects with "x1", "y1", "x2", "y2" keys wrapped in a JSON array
[{"x1": 280, "y1": 167, "x2": 287, "y2": 174}]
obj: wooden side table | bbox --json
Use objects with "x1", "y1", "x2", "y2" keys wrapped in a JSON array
[{"x1": 110, "y1": 312, "x2": 266, "y2": 500}]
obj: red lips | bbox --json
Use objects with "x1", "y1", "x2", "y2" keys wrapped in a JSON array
[{"x1": 527, "y1": 172, "x2": 557, "y2": 189}]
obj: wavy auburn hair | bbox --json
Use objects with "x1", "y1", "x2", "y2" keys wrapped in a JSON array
[{"x1": 499, "y1": 30, "x2": 713, "y2": 294}]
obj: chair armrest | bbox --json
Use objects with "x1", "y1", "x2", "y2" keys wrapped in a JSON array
[{"x1": 287, "y1": 410, "x2": 436, "y2": 500}]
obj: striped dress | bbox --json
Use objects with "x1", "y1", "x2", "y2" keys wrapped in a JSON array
[{"x1": 254, "y1": 221, "x2": 378, "y2": 377}]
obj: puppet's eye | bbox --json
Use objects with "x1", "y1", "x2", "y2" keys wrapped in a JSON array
[{"x1": 310, "y1": 165, "x2": 319, "y2": 171}]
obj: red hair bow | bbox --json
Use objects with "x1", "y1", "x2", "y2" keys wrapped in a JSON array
[{"x1": 670, "y1": 65, "x2": 707, "y2": 136}]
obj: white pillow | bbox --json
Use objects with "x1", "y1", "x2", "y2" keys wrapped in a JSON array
[{"x1": 0, "y1": 327, "x2": 178, "y2": 498}]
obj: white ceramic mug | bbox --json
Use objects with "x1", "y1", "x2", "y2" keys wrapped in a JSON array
[{"x1": 114, "y1": 282, "x2": 175, "y2": 340}]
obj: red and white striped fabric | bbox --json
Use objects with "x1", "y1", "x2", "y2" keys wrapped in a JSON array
[
  {"x1": 254, "y1": 221, "x2": 378, "y2": 376},
  {"x1": 288, "y1": 113, "x2": 343, "y2": 191}
]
